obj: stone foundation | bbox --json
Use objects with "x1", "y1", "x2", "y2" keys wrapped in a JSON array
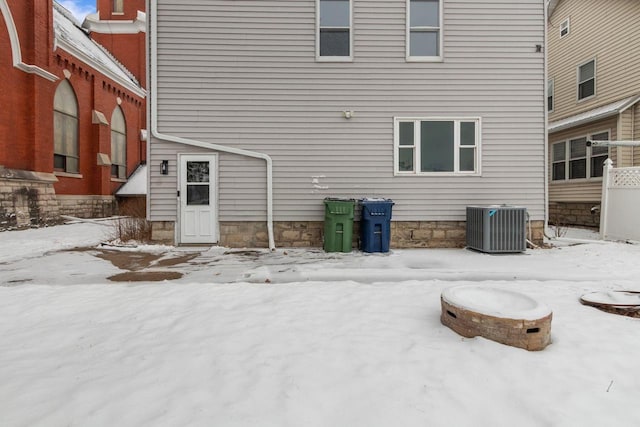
[
  {"x1": 56, "y1": 195, "x2": 117, "y2": 218},
  {"x1": 549, "y1": 202, "x2": 600, "y2": 228},
  {"x1": 0, "y1": 168, "x2": 60, "y2": 230},
  {"x1": 157, "y1": 219, "x2": 546, "y2": 249},
  {"x1": 151, "y1": 221, "x2": 176, "y2": 244}
]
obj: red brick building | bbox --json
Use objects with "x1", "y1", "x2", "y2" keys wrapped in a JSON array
[{"x1": 0, "y1": 0, "x2": 146, "y2": 228}]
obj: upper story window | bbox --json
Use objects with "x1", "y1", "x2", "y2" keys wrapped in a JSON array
[
  {"x1": 113, "y1": 0, "x2": 124, "y2": 14},
  {"x1": 547, "y1": 79, "x2": 554, "y2": 112},
  {"x1": 317, "y1": 0, "x2": 352, "y2": 61},
  {"x1": 407, "y1": 0, "x2": 442, "y2": 61},
  {"x1": 560, "y1": 18, "x2": 570, "y2": 38},
  {"x1": 53, "y1": 80, "x2": 79, "y2": 174},
  {"x1": 578, "y1": 59, "x2": 595, "y2": 100},
  {"x1": 394, "y1": 118, "x2": 480, "y2": 175},
  {"x1": 552, "y1": 131, "x2": 609, "y2": 181},
  {"x1": 111, "y1": 106, "x2": 127, "y2": 179}
]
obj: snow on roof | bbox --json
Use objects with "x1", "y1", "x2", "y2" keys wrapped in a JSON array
[
  {"x1": 548, "y1": 95, "x2": 640, "y2": 133},
  {"x1": 116, "y1": 164, "x2": 147, "y2": 196},
  {"x1": 53, "y1": 1, "x2": 142, "y2": 92}
]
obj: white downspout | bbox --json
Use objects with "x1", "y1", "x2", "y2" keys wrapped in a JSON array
[
  {"x1": 543, "y1": 0, "x2": 550, "y2": 237},
  {"x1": 147, "y1": 1, "x2": 275, "y2": 250}
]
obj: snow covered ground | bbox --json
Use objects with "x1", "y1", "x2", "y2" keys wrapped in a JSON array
[{"x1": 1, "y1": 221, "x2": 639, "y2": 426}]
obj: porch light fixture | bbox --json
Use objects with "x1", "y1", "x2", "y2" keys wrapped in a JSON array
[{"x1": 160, "y1": 160, "x2": 169, "y2": 175}]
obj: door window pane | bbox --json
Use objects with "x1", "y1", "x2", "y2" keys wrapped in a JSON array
[
  {"x1": 187, "y1": 185, "x2": 210, "y2": 205},
  {"x1": 420, "y1": 121, "x2": 454, "y2": 172},
  {"x1": 187, "y1": 162, "x2": 210, "y2": 183}
]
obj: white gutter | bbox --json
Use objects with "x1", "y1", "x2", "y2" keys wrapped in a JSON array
[
  {"x1": 544, "y1": 0, "x2": 550, "y2": 236},
  {"x1": 147, "y1": 0, "x2": 275, "y2": 250}
]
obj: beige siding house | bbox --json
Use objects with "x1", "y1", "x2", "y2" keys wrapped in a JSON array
[
  {"x1": 148, "y1": 0, "x2": 546, "y2": 248},
  {"x1": 547, "y1": 0, "x2": 640, "y2": 227}
]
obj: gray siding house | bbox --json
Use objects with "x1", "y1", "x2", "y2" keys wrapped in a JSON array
[{"x1": 147, "y1": 0, "x2": 546, "y2": 249}]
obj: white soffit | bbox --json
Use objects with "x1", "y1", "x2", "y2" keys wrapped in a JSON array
[{"x1": 82, "y1": 11, "x2": 146, "y2": 34}]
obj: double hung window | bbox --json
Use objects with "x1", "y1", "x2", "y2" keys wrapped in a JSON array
[
  {"x1": 407, "y1": 0, "x2": 442, "y2": 60},
  {"x1": 547, "y1": 79, "x2": 554, "y2": 112},
  {"x1": 552, "y1": 131, "x2": 609, "y2": 181},
  {"x1": 317, "y1": 0, "x2": 352, "y2": 60},
  {"x1": 578, "y1": 60, "x2": 595, "y2": 100},
  {"x1": 395, "y1": 118, "x2": 479, "y2": 175}
]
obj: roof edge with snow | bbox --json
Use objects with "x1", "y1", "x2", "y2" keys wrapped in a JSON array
[{"x1": 548, "y1": 95, "x2": 640, "y2": 134}]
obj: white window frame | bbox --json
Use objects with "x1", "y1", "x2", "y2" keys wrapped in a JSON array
[
  {"x1": 551, "y1": 130, "x2": 610, "y2": 182},
  {"x1": 577, "y1": 58, "x2": 596, "y2": 102},
  {"x1": 316, "y1": 0, "x2": 353, "y2": 62},
  {"x1": 547, "y1": 78, "x2": 554, "y2": 113},
  {"x1": 560, "y1": 18, "x2": 570, "y2": 38},
  {"x1": 393, "y1": 117, "x2": 481, "y2": 176},
  {"x1": 406, "y1": 0, "x2": 443, "y2": 62}
]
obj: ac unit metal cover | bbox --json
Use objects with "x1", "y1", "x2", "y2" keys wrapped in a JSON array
[{"x1": 466, "y1": 206, "x2": 527, "y2": 253}]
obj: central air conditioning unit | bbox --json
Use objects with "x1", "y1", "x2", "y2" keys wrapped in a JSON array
[{"x1": 466, "y1": 205, "x2": 527, "y2": 253}]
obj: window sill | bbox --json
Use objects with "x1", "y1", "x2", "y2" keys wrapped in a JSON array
[
  {"x1": 395, "y1": 172, "x2": 480, "y2": 177},
  {"x1": 316, "y1": 56, "x2": 353, "y2": 63},
  {"x1": 111, "y1": 178, "x2": 127, "y2": 183},
  {"x1": 577, "y1": 94, "x2": 596, "y2": 103},
  {"x1": 406, "y1": 56, "x2": 444, "y2": 63},
  {"x1": 550, "y1": 177, "x2": 603, "y2": 184},
  {"x1": 54, "y1": 171, "x2": 83, "y2": 179}
]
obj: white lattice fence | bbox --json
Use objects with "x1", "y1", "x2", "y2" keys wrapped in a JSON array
[{"x1": 600, "y1": 159, "x2": 640, "y2": 241}]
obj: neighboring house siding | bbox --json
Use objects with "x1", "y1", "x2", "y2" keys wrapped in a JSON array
[
  {"x1": 618, "y1": 109, "x2": 634, "y2": 167},
  {"x1": 635, "y1": 105, "x2": 640, "y2": 165},
  {"x1": 549, "y1": 116, "x2": 616, "y2": 203},
  {"x1": 547, "y1": 0, "x2": 640, "y2": 122},
  {"x1": 151, "y1": 0, "x2": 545, "y2": 223}
]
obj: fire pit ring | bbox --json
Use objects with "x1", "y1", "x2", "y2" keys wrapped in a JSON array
[{"x1": 441, "y1": 285, "x2": 552, "y2": 351}]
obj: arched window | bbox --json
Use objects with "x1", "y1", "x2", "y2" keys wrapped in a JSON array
[
  {"x1": 53, "y1": 80, "x2": 79, "y2": 173},
  {"x1": 111, "y1": 106, "x2": 126, "y2": 179}
]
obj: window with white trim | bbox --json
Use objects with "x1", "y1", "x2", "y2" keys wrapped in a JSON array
[
  {"x1": 551, "y1": 131, "x2": 609, "y2": 181},
  {"x1": 395, "y1": 118, "x2": 479, "y2": 174},
  {"x1": 547, "y1": 79, "x2": 554, "y2": 112},
  {"x1": 111, "y1": 106, "x2": 127, "y2": 179},
  {"x1": 578, "y1": 59, "x2": 595, "y2": 100},
  {"x1": 53, "y1": 80, "x2": 79, "y2": 174},
  {"x1": 560, "y1": 18, "x2": 570, "y2": 38},
  {"x1": 407, "y1": 0, "x2": 442, "y2": 60},
  {"x1": 317, "y1": 0, "x2": 352, "y2": 60}
]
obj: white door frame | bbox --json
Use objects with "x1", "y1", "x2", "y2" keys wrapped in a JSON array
[{"x1": 178, "y1": 153, "x2": 219, "y2": 244}]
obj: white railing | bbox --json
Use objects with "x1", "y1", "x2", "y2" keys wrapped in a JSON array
[{"x1": 600, "y1": 159, "x2": 640, "y2": 241}]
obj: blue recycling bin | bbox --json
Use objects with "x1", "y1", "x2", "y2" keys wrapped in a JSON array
[{"x1": 360, "y1": 199, "x2": 394, "y2": 253}]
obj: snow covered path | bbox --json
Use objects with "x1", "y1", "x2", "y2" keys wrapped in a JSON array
[{"x1": 1, "y1": 223, "x2": 639, "y2": 426}]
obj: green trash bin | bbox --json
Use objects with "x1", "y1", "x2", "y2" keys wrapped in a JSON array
[{"x1": 323, "y1": 198, "x2": 355, "y2": 252}]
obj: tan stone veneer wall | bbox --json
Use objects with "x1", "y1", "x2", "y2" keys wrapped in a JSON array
[
  {"x1": 210, "y1": 220, "x2": 544, "y2": 249},
  {"x1": 549, "y1": 202, "x2": 600, "y2": 228}
]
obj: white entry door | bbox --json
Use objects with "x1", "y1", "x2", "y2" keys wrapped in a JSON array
[{"x1": 179, "y1": 155, "x2": 217, "y2": 244}]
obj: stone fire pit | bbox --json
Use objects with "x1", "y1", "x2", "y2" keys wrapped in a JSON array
[{"x1": 441, "y1": 286, "x2": 552, "y2": 351}]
